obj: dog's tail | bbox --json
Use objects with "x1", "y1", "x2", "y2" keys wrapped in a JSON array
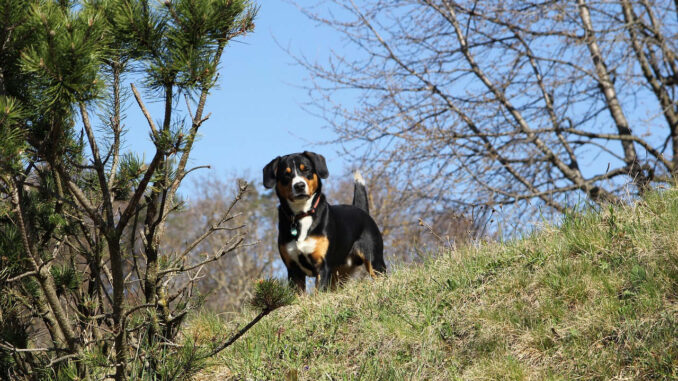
[{"x1": 352, "y1": 170, "x2": 370, "y2": 214}]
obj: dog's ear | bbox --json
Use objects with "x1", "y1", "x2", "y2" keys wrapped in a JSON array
[
  {"x1": 303, "y1": 151, "x2": 329, "y2": 179},
  {"x1": 263, "y1": 156, "x2": 281, "y2": 189}
]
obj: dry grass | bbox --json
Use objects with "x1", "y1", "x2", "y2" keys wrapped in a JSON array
[{"x1": 192, "y1": 187, "x2": 678, "y2": 380}]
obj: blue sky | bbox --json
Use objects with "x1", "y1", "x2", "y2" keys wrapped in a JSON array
[{"x1": 122, "y1": 1, "x2": 349, "y2": 195}]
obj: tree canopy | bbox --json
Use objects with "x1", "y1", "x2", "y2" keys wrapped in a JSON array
[{"x1": 299, "y1": 0, "x2": 678, "y2": 226}]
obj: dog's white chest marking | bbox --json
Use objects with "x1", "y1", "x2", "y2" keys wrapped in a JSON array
[{"x1": 285, "y1": 216, "x2": 316, "y2": 275}]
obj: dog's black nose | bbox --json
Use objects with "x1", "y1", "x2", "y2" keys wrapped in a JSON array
[{"x1": 293, "y1": 182, "x2": 306, "y2": 192}]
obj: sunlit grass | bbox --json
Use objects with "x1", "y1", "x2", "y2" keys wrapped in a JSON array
[{"x1": 193, "y1": 187, "x2": 678, "y2": 380}]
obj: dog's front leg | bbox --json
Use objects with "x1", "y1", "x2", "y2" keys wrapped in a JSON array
[
  {"x1": 287, "y1": 268, "x2": 306, "y2": 294},
  {"x1": 317, "y1": 263, "x2": 332, "y2": 291}
]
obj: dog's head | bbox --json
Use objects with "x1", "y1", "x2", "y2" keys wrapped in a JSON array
[{"x1": 263, "y1": 151, "x2": 329, "y2": 202}]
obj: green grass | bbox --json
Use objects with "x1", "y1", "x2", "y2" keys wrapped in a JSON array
[{"x1": 191, "y1": 188, "x2": 678, "y2": 380}]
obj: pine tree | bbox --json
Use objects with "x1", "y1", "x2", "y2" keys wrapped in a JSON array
[{"x1": 0, "y1": 1, "x2": 292, "y2": 380}]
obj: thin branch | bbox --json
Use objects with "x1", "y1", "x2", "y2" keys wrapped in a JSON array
[
  {"x1": 115, "y1": 151, "x2": 163, "y2": 235},
  {"x1": 158, "y1": 236, "x2": 246, "y2": 277},
  {"x1": 4, "y1": 270, "x2": 37, "y2": 283},
  {"x1": 130, "y1": 83, "x2": 158, "y2": 138},
  {"x1": 79, "y1": 102, "x2": 115, "y2": 227},
  {"x1": 0, "y1": 341, "x2": 53, "y2": 353},
  {"x1": 175, "y1": 183, "x2": 247, "y2": 261},
  {"x1": 107, "y1": 62, "x2": 124, "y2": 190},
  {"x1": 202, "y1": 309, "x2": 270, "y2": 359}
]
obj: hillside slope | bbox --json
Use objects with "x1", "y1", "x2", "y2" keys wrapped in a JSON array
[{"x1": 194, "y1": 188, "x2": 678, "y2": 380}]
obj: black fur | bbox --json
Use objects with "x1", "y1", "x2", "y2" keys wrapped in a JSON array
[
  {"x1": 352, "y1": 177, "x2": 369, "y2": 213},
  {"x1": 262, "y1": 156, "x2": 280, "y2": 189},
  {"x1": 263, "y1": 152, "x2": 385, "y2": 292},
  {"x1": 302, "y1": 151, "x2": 329, "y2": 179}
]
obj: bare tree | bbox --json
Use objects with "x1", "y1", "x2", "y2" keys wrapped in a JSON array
[
  {"x1": 162, "y1": 175, "x2": 280, "y2": 312},
  {"x1": 297, "y1": 0, "x2": 678, "y2": 224},
  {"x1": 327, "y1": 171, "x2": 484, "y2": 262}
]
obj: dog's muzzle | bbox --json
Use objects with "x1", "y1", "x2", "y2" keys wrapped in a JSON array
[{"x1": 292, "y1": 181, "x2": 308, "y2": 199}]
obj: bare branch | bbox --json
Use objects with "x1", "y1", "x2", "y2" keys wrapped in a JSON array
[
  {"x1": 79, "y1": 102, "x2": 115, "y2": 226},
  {"x1": 130, "y1": 83, "x2": 159, "y2": 138}
]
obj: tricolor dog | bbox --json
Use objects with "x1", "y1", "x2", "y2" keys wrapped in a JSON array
[{"x1": 263, "y1": 151, "x2": 386, "y2": 292}]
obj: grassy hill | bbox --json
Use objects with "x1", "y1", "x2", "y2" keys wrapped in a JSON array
[{"x1": 191, "y1": 188, "x2": 678, "y2": 380}]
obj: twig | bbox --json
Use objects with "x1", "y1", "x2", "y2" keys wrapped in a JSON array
[
  {"x1": 47, "y1": 353, "x2": 79, "y2": 367},
  {"x1": 158, "y1": 236, "x2": 246, "y2": 276},
  {"x1": 174, "y1": 183, "x2": 248, "y2": 262},
  {"x1": 130, "y1": 83, "x2": 158, "y2": 137},
  {"x1": 0, "y1": 340, "x2": 55, "y2": 353},
  {"x1": 79, "y1": 102, "x2": 115, "y2": 226},
  {"x1": 418, "y1": 218, "x2": 450, "y2": 248},
  {"x1": 4, "y1": 270, "x2": 37, "y2": 283},
  {"x1": 202, "y1": 309, "x2": 270, "y2": 359},
  {"x1": 123, "y1": 303, "x2": 156, "y2": 319}
]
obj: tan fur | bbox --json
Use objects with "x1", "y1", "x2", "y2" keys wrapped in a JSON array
[
  {"x1": 364, "y1": 261, "x2": 377, "y2": 279},
  {"x1": 309, "y1": 235, "x2": 329, "y2": 266},
  {"x1": 278, "y1": 244, "x2": 291, "y2": 266},
  {"x1": 305, "y1": 173, "x2": 319, "y2": 196},
  {"x1": 276, "y1": 180, "x2": 293, "y2": 201},
  {"x1": 355, "y1": 248, "x2": 378, "y2": 279}
]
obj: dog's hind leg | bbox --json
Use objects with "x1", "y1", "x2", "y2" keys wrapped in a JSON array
[
  {"x1": 354, "y1": 247, "x2": 384, "y2": 279},
  {"x1": 363, "y1": 260, "x2": 377, "y2": 279},
  {"x1": 370, "y1": 257, "x2": 386, "y2": 276},
  {"x1": 330, "y1": 271, "x2": 340, "y2": 291}
]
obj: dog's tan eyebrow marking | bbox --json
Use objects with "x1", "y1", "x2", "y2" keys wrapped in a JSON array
[
  {"x1": 300, "y1": 164, "x2": 305, "y2": 171},
  {"x1": 285, "y1": 167, "x2": 292, "y2": 173}
]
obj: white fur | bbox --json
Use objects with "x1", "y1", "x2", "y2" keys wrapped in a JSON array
[
  {"x1": 353, "y1": 169, "x2": 365, "y2": 185},
  {"x1": 290, "y1": 165, "x2": 309, "y2": 200},
  {"x1": 284, "y1": 227, "x2": 317, "y2": 276},
  {"x1": 282, "y1": 162, "x2": 322, "y2": 275},
  {"x1": 291, "y1": 174, "x2": 307, "y2": 193},
  {"x1": 284, "y1": 166, "x2": 318, "y2": 275},
  {"x1": 286, "y1": 194, "x2": 315, "y2": 215},
  {"x1": 283, "y1": 196, "x2": 315, "y2": 275}
]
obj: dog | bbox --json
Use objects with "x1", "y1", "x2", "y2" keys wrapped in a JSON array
[{"x1": 263, "y1": 151, "x2": 385, "y2": 292}]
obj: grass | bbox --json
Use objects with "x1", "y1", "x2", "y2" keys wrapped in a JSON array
[{"x1": 190, "y1": 188, "x2": 678, "y2": 380}]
